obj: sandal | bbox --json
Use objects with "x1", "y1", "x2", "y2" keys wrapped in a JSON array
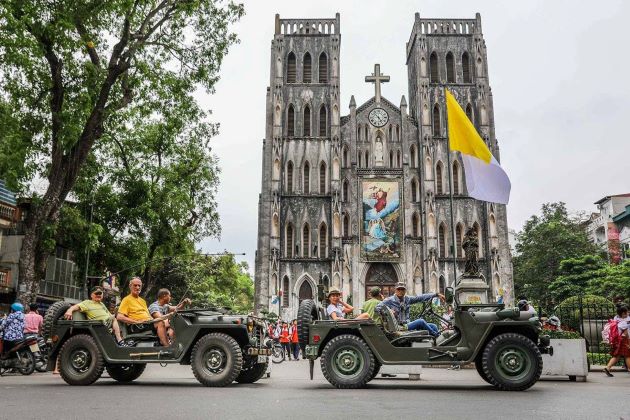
[{"x1": 603, "y1": 368, "x2": 614, "y2": 377}]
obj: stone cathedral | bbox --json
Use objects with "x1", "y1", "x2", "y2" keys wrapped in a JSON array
[{"x1": 254, "y1": 13, "x2": 513, "y2": 319}]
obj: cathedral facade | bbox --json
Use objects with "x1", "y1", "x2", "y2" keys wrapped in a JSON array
[{"x1": 254, "y1": 13, "x2": 513, "y2": 319}]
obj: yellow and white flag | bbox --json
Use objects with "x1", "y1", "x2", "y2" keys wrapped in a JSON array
[{"x1": 445, "y1": 89, "x2": 511, "y2": 204}]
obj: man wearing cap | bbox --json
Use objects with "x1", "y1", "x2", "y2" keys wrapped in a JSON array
[
  {"x1": 376, "y1": 282, "x2": 444, "y2": 337},
  {"x1": 326, "y1": 287, "x2": 371, "y2": 320},
  {"x1": 64, "y1": 286, "x2": 126, "y2": 346},
  {"x1": 361, "y1": 286, "x2": 384, "y2": 321}
]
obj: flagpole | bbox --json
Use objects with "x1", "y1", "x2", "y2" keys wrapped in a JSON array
[{"x1": 442, "y1": 86, "x2": 458, "y2": 287}]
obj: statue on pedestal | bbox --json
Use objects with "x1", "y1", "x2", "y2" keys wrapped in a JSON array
[{"x1": 462, "y1": 227, "x2": 480, "y2": 277}]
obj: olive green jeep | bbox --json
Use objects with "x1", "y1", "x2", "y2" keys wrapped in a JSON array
[
  {"x1": 43, "y1": 301, "x2": 271, "y2": 387},
  {"x1": 297, "y1": 287, "x2": 552, "y2": 391}
]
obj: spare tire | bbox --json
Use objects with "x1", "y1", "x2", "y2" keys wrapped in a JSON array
[
  {"x1": 297, "y1": 299, "x2": 320, "y2": 345},
  {"x1": 43, "y1": 301, "x2": 73, "y2": 341}
]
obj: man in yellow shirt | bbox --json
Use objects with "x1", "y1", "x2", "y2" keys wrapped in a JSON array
[
  {"x1": 117, "y1": 277, "x2": 169, "y2": 346},
  {"x1": 64, "y1": 286, "x2": 126, "y2": 345}
]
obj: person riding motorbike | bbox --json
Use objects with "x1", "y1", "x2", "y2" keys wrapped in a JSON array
[{"x1": 0, "y1": 302, "x2": 25, "y2": 353}]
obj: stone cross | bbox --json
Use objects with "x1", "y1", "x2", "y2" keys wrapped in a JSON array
[{"x1": 365, "y1": 64, "x2": 390, "y2": 104}]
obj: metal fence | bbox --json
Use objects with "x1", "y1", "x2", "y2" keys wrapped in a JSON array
[{"x1": 538, "y1": 297, "x2": 619, "y2": 367}]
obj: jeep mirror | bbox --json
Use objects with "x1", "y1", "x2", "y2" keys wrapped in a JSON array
[{"x1": 445, "y1": 287, "x2": 454, "y2": 305}]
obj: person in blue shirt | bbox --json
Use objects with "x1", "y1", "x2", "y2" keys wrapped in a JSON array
[
  {"x1": 0, "y1": 302, "x2": 25, "y2": 352},
  {"x1": 376, "y1": 282, "x2": 444, "y2": 337}
]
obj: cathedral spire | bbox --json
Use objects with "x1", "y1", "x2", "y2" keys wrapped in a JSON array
[
  {"x1": 365, "y1": 64, "x2": 389, "y2": 104},
  {"x1": 349, "y1": 95, "x2": 356, "y2": 109}
]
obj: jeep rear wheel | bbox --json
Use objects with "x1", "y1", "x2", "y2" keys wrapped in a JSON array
[
  {"x1": 235, "y1": 359, "x2": 268, "y2": 384},
  {"x1": 481, "y1": 333, "x2": 542, "y2": 391},
  {"x1": 106, "y1": 364, "x2": 146, "y2": 383},
  {"x1": 297, "y1": 299, "x2": 320, "y2": 345},
  {"x1": 321, "y1": 334, "x2": 375, "y2": 389},
  {"x1": 191, "y1": 333, "x2": 243, "y2": 387},
  {"x1": 59, "y1": 334, "x2": 104, "y2": 386}
]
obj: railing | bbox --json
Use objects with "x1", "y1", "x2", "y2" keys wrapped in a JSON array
[
  {"x1": 0, "y1": 269, "x2": 11, "y2": 288},
  {"x1": 538, "y1": 296, "x2": 619, "y2": 368},
  {"x1": 0, "y1": 202, "x2": 17, "y2": 222},
  {"x1": 276, "y1": 14, "x2": 339, "y2": 35}
]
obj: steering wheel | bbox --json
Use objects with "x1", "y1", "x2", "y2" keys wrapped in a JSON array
[{"x1": 416, "y1": 303, "x2": 453, "y2": 333}]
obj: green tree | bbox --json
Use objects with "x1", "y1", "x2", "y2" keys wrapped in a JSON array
[
  {"x1": 548, "y1": 255, "x2": 606, "y2": 303},
  {"x1": 513, "y1": 202, "x2": 601, "y2": 306},
  {"x1": 587, "y1": 260, "x2": 630, "y2": 300},
  {"x1": 0, "y1": 1, "x2": 244, "y2": 302}
]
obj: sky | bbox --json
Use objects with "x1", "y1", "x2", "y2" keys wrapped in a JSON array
[{"x1": 198, "y1": 0, "x2": 630, "y2": 271}]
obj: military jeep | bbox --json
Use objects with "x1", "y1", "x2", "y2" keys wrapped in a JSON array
[
  {"x1": 297, "y1": 287, "x2": 552, "y2": 391},
  {"x1": 43, "y1": 301, "x2": 271, "y2": 387}
]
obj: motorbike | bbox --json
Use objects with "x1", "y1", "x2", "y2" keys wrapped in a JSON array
[
  {"x1": 0, "y1": 335, "x2": 38, "y2": 376},
  {"x1": 24, "y1": 334, "x2": 48, "y2": 372}
]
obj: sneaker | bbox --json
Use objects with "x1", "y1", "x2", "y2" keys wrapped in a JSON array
[
  {"x1": 117, "y1": 340, "x2": 131, "y2": 347},
  {"x1": 603, "y1": 368, "x2": 614, "y2": 377}
]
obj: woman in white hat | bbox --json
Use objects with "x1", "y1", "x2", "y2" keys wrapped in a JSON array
[{"x1": 326, "y1": 287, "x2": 371, "y2": 320}]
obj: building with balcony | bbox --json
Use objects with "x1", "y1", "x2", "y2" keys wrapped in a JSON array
[{"x1": 586, "y1": 193, "x2": 630, "y2": 263}]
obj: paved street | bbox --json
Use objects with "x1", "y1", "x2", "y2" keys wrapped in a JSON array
[{"x1": 1, "y1": 360, "x2": 629, "y2": 419}]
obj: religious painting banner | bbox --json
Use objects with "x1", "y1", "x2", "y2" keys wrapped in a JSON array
[{"x1": 360, "y1": 178, "x2": 403, "y2": 261}]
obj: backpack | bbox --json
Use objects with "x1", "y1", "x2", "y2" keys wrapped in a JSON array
[{"x1": 602, "y1": 319, "x2": 620, "y2": 345}]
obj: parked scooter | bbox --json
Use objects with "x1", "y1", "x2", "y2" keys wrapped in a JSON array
[
  {"x1": 23, "y1": 333, "x2": 48, "y2": 372},
  {"x1": 0, "y1": 336, "x2": 38, "y2": 375}
]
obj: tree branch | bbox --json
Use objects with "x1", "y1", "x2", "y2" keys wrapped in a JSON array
[{"x1": 74, "y1": 18, "x2": 101, "y2": 67}]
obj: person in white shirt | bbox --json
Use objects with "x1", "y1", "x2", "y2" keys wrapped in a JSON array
[{"x1": 326, "y1": 287, "x2": 370, "y2": 320}]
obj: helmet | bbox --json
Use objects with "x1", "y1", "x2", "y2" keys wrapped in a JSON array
[
  {"x1": 548, "y1": 315, "x2": 561, "y2": 327},
  {"x1": 11, "y1": 302, "x2": 24, "y2": 312}
]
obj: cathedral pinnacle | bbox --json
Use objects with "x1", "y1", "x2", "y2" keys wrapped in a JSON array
[{"x1": 349, "y1": 95, "x2": 356, "y2": 108}]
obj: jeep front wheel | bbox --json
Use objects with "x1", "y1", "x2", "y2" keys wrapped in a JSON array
[
  {"x1": 59, "y1": 334, "x2": 104, "y2": 386},
  {"x1": 106, "y1": 363, "x2": 146, "y2": 383},
  {"x1": 191, "y1": 333, "x2": 243, "y2": 387},
  {"x1": 320, "y1": 334, "x2": 375, "y2": 389},
  {"x1": 481, "y1": 333, "x2": 542, "y2": 391}
]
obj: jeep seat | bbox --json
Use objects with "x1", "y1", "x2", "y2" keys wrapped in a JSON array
[
  {"x1": 380, "y1": 307, "x2": 432, "y2": 344},
  {"x1": 72, "y1": 311, "x2": 88, "y2": 321}
]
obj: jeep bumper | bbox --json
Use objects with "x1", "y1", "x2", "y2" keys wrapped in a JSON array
[
  {"x1": 305, "y1": 345, "x2": 319, "y2": 359},
  {"x1": 538, "y1": 334, "x2": 553, "y2": 356},
  {"x1": 247, "y1": 347, "x2": 272, "y2": 356}
]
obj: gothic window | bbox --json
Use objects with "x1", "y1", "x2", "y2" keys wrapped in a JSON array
[
  {"x1": 456, "y1": 223, "x2": 464, "y2": 258},
  {"x1": 302, "y1": 224, "x2": 310, "y2": 257},
  {"x1": 286, "y1": 224, "x2": 294, "y2": 257},
  {"x1": 364, "y1": 125, "x2": 368, "y2": 142},
  {"x1": 453, "y1": 160, "x2": 460, "y2": 194},
  {"x1": 303, "y1": 52, "x2": 312, "y2": 83},
  {"x1": 287, "y1": 52, "x2": 296, "y2": 83},
  {"x1": 411, "y1": 178, "x2": 418, "y2": 202},
  {"x1": 490, "y1": 214, "x2": 498, "y2": 249},
  {"x1": 342, "y1": 180, "x2": 348, "y2": 202},
  {"x1": 357, "y1": 125, "x2": 361, "y2": 141},
  {"x1": 396, "y1": 125, "x2": 400, "y2": 141},
  {"x1": 287, "y1": 105, "x2": 295, "y2": 136},
  {"x1": 436, "y1": 161, "x2": 443, "y2": 194},
  {"x1": 319, "y1": 223, "x2": 327, "y2": 258},
  {"x1": 388, "y1": 125, "x2": 392, "y2": 141},
  {"x1": 282, "y1": 276, "x2": 290, "y2": 307},
  {"x1": 342, "y1": 146, "x2": 348, "y2": 167},
  {"x1": 429, "y1": 52, "x2": 439, "y2": 83},
  {"x1": 397, "y1": 150, "x2": 401, "y2": 168},
  {"x1": 462, "y1": 52, "x2": 471, "y2": 83},
  {"x1": 303, "y1": 161, "x2": 310, "y2": 194},
  {"x1": 446, "y1": 52, "x2": 455, "y2": 83},
  {"x1": 343, "y1": 214, "x2": 349, "y2": 237},
  {"x1": 410, "y1": 144, "x2": 417, "y2": 168},
  {"x1": 303, "y1": 105, "x2": 311, "y2": 136},
  {"x1": 433, "y1": 105, "x2": 441, "y2": 136},
  {"x1": 439, "y1": 276, "x2": 446, "y2": 294},
  {"x1": 318, "y1": 53, "x2": 328, "y2": 83},
  {"x1": 287, "y1": 161, "x2": 294, "y2": 193},
  {"x1": 439, "y1": 223, "x2": 447, "y2": 257},
  {"x1": 473, "y1": 221, "x2": 482, "y2": 257},
  {"x1": 365, "y1": 150, "x2": 369, "y2": 167},
  {"x1": 389, "y1": 151, "x2": 394, "y2": 168},
  {"x1": 412, "y1": 212, "x2": 419, "y2": 237},
  {"x1": 319, "y1": 106, "x2": 327, "y2": 136},
  {"x1": 319, "y1": 161, "x2": 326, "y2": 193},
  {"x1": 465, "y1": 104, "x2": 474, "y2": 123}
]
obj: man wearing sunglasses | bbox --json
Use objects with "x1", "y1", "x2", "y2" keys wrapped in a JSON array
[{"x1": 64, "y1": 285, "x2": 126, "y2": 346}]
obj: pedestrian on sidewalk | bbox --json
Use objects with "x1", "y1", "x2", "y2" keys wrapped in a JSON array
[
  {"x1": 289, "y1": 319, "x2": 300, "y2": 360},
  {"x1": 604, "y1": 304, "x2": 630, "y2": 377},
  {"x1": 279, "y1": 321, "x2": 291, "y2": 360},
  {"x1": 24, "y1": 303, "x2": 43, "y2": 335}
]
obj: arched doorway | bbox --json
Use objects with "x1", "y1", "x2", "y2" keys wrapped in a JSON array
[
  {"x1": 364, "y1": 263, "x2": 398, "y2": 299},
  {"x1": 298, "y1": 281, "x2": 313, "y2": 303}
]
